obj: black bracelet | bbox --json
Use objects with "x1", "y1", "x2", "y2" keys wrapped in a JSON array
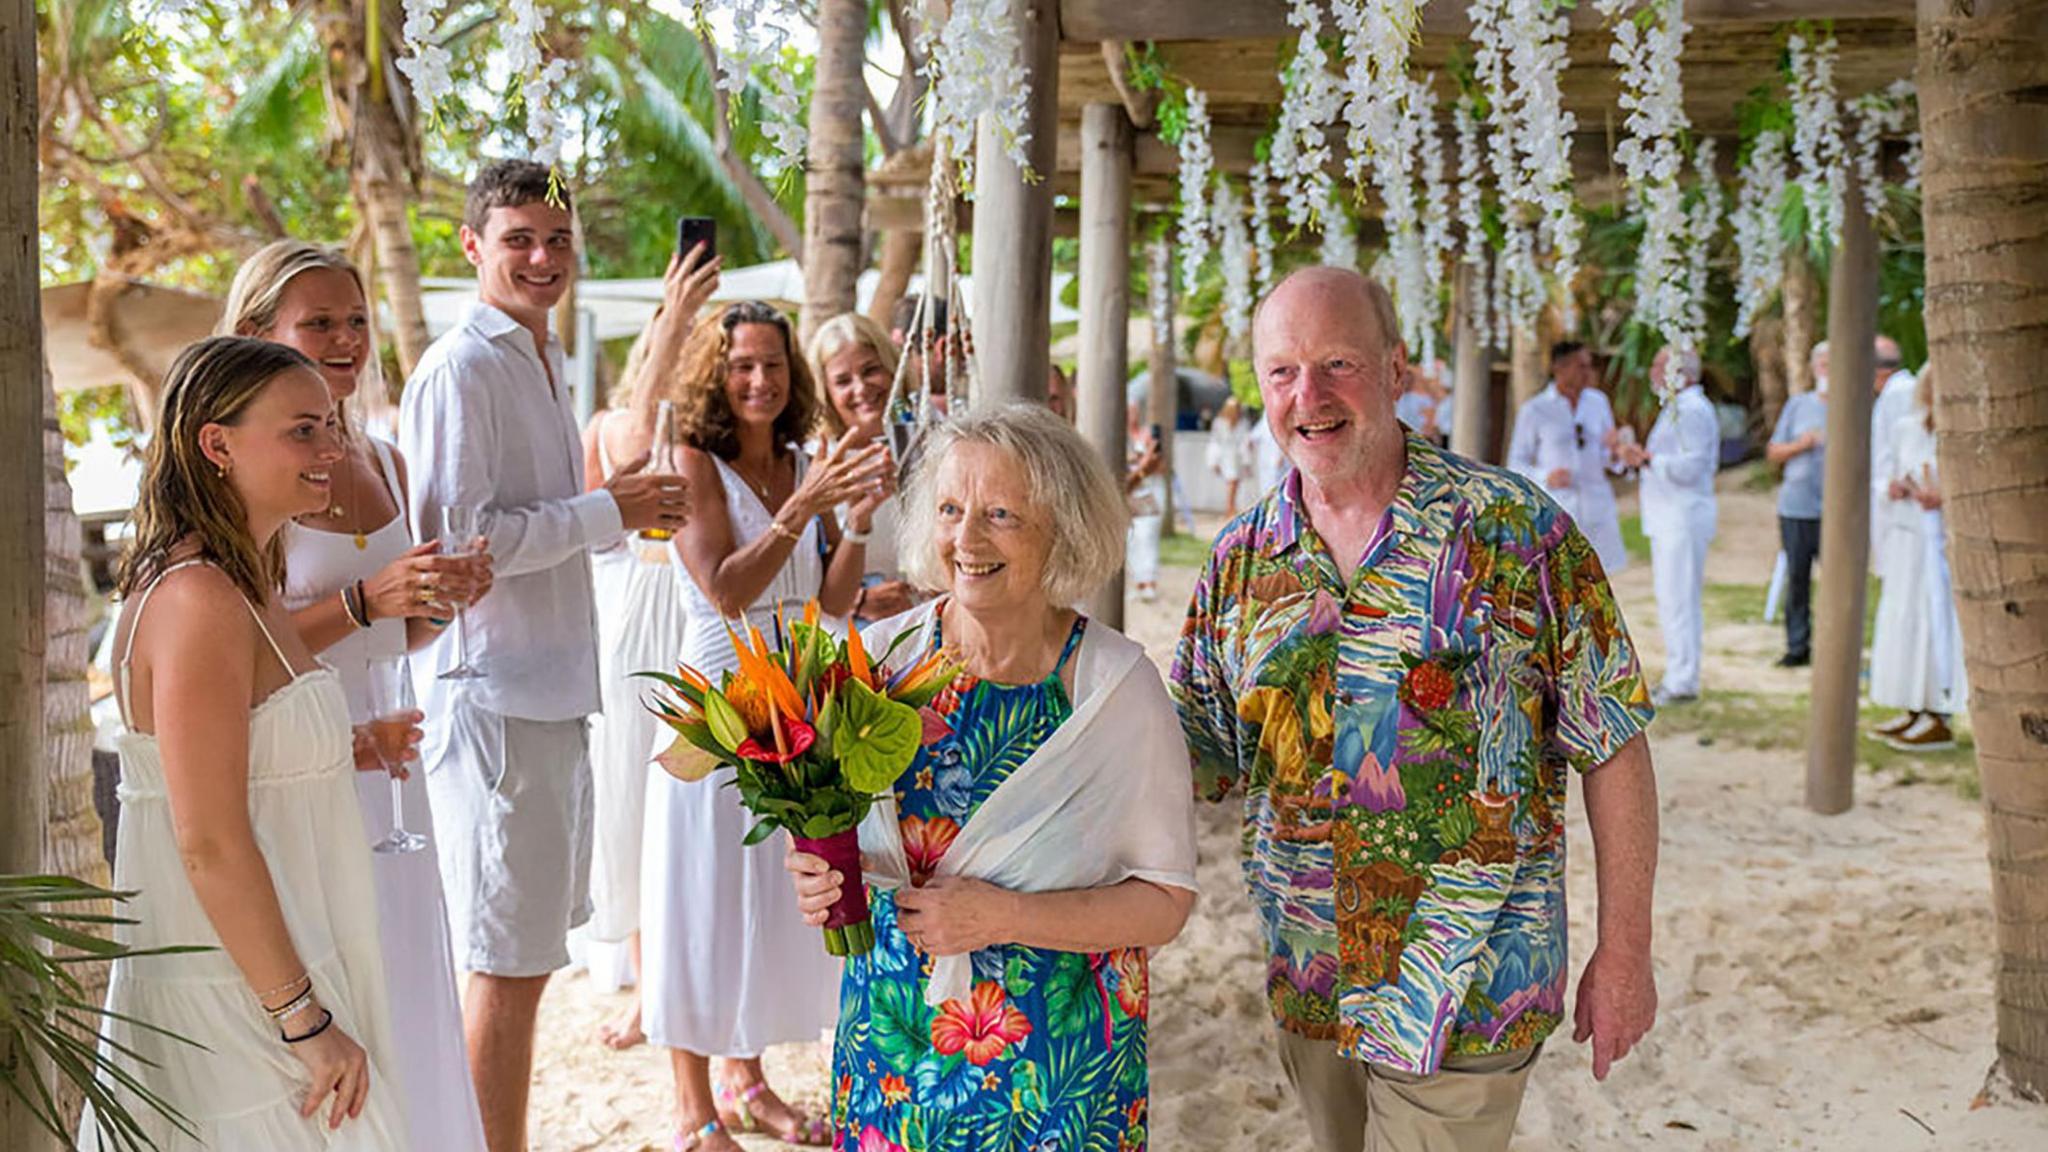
[
  {"x1": 355, "y1": 579, "x2": 373, "y2": 624},
  {"x1": 282, "y1": 1008, "x2": 334, "y2": 1044}
]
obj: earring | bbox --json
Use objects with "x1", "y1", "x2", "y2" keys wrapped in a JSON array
[{"x1": 216, "y1": 462, "x2": 230, "y2": 479}]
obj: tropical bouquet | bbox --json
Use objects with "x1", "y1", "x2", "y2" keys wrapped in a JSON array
[{"x1": 639, "y1": 603, "x2": 959, "y2": 956}]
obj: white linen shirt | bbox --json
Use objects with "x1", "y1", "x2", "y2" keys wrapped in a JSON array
[
  {"x1": 1639, "y1": 383, "x2": 1721, "y2": 542},
  {"x1": 1507, "y1": 383, "x2": 1626, "y2": 569},
  {"x1": 399, "y1": 301, "x2": 623, "y2": 721}
]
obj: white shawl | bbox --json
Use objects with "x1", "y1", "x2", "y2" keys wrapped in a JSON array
[{"x1": 857, "y1": 601, "x2": 1200, "y2": 1006}]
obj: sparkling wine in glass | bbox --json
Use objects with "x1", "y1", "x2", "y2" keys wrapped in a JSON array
[
  {"x1": 366, "y1": 656, "x2": 427, "y2": 855},
  {"x1": 438, "y1": 504, "x2": 485, "y2": 681}
]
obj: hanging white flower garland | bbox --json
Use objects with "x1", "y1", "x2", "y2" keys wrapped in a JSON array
[
  {"x1": 923, "y1": 0, "x2": 1036, "y2": 183},
  {"x1": 1417, "y1": 78, "x2": 1454, "y2": 369},
  {"x1": 1469, "y1": 0, "x2": 1579, "y2": 333},
  {"x1": 1214, "y1": 178, "x2": 1256, "y2": 349},
  {"x1": 1788, "y1": 31, "x2": 1848, "y2": 249},
  {"x1": 1452, "y1": 97, "x2": 1491, "y2": 353},
  {"x1": 395, "y1": 0, "x2": 455, "y2": 116},
  {"x1": 1177, "y1": 88, "x2": 1215, "y2": 294},
  {"x1": 1271, "y1": 0, "x2": 1342, "y2": 228},
  {"x1": 1248, "y1": 162, "x2": 1277, "y2": 300},
  {"x1": 1604, "y1": 0, "x2": 1695, "y2": 351},
  {"x1": 701, "y1": 0, "x2": 808, "y2": 178},
  {"x1": 1684, "y1": 138, "x2": 1724, "y2": 347},
  {"x1": 1319, "y1": 191, "x2": 1358, "y2": 272},
  {"x1": 1730, "y1": 129, "x2": 1789, "y2": 339},
  {"x1": 1850, "y1": 79, "x2": 1918, "y2": 216}
]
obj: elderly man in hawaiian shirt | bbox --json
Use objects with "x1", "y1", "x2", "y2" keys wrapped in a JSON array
[{"x1": 1171, "y1": 267, "x2": 1661, "y2": 1152}]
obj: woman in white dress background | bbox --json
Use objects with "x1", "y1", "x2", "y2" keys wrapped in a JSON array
[
  {"x1": 1125, "y1": 402, "x2": 1167, "y2": 603},
  {"x1": 220, "y1": 239, "x2": 494, "y2": 1151},
  {"x1": 643, "y1": 301, "x2": 893, "y2": 1150},
  {"x1": 1868, "y1": 366, "x2": 1967, "y2": 750},
  {"x1": 807, "y1": 311, "x2": 921, "y2": 628},
  {"x1": 1207, "y1": 395, "x2": 1252, "y2": 515},
  {"x1": 85, "y1": 336, "x2": 405, "y2": 1149},
  {"x1": 578, "y1": 243, "x2": 721, "y2": 1049}
]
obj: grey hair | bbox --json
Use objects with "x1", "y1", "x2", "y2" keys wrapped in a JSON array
[
  {"x1": 1660, "y1": 346, "x2": 1702, "y2": 389},
  {"x1": 1809, "y1": 340, "x2": 1830, "y2": 375},
  {"x1": 897, "y1": 403, "x2": 1130, "y2": 608}
]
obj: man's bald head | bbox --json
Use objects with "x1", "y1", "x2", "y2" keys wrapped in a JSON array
[
  {"x1": 1875, "y1": 335, "x2": 1902, "y2": 369},
  {"x1": 1253, "y1": 266, "x2": 1400, "y2": 361}
]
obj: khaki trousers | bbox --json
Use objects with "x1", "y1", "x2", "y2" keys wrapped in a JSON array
[{"x1": 1275, "y1": 1030, "x2": 1541, "y2": 1152}]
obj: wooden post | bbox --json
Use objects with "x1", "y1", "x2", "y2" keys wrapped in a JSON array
[
  {"x1": 1451, "y1": 264, "x2": 1490, "y2": 461},
  {"x1": 968, "y1": 0, "x2": 1059, "y2": 407},
  {"x1": 1077, "y1": 103, "x2": 1132, "y2": 627},
  {"x1": 1146, "y1": 235, "x2": 1179, "y2": 527},
  {"x1": 1807, "y1": 174, "x2": 1879, "y2": 816},
  {"x1": 801, "y1": 0, "x2": 870, "y2": 348},
  {"x1": 3, "y1": 0, "x2": 54, "y2": 1143}
]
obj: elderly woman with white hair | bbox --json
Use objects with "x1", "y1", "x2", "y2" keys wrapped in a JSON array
[
  {"x1": 1619, "y1": 345, "x2": 1721, "y2": 705},
  {"x1": 785, "y1": 404, "x2": 1199, "y2": 1150}
]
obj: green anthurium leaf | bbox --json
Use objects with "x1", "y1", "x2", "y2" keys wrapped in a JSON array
[
  {"x1": 832, "y1": 678, "x2": 923, "y2": 793},
  {"x1": 802, "y1": 811, "x2": 854, "y2": 839}
]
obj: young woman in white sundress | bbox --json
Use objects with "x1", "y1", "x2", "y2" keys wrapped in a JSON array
[
  {"x1": 805, "y1": 312, "x2": 922, "y2": 629},
  {"x1": 579, "y1": 243, "x2": 721, "y2": 1050},
  {"x1": 83, "y1": 337, "x2": 406, "y2": 1150},
  {"x1": 642, "y1": 300, "x2": 893, "y2": 1152},
  {"x1": 216, "y1": 240, "x2": 495, "y2": 1151}
]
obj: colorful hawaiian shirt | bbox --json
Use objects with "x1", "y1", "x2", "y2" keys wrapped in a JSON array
[
  {"x1": 833, "y1": 617, "x2": 1152, "y2": 1152},
  {"x1": 1170, "y1": 434, "x2": 1653, "y2": 1074}
]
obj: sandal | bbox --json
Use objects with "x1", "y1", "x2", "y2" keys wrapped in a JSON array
[
  {"x1": 717, "y1": 1082, "x2": 832, "y2": 1146},
  {"x1": 674, "y1": 1119, "x2": 727, "y2": 1152}
]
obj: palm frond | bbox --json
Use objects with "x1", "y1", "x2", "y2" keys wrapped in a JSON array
[{"x1": 221, "y1": 25, "x2": 322, "y2": 153}]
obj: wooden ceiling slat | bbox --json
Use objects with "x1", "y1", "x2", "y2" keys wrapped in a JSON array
[{"x1": 1059, "y1": 0, "x2": 1917, "y2": 44}]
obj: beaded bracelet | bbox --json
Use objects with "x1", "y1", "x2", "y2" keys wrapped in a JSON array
[
  {"x1": 266, "y1": 984, "x2": 318, "y2": 1023},
  {"x1": 282, "y1": 1008, "x2": 334, "y2": 1044}
]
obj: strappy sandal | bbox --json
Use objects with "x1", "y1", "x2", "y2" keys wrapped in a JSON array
[
  {"x1": 674, "y1": 1118, "x2": 729, "y2": 1152},
  {"x1": 717, "y1": 1082, "x2": 832, "y2": 1146}
]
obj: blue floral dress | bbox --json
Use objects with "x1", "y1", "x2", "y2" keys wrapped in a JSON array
[{"x1": 832, "y1": 614, "x2": 1152, "y2": 1152}]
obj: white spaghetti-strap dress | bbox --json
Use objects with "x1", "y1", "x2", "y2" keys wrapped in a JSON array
[
  {"x1": 587, "y1": 412, "x2": 693, "y2": 956},
  {"x1": 280, "y1": 438, "x2": 486, "y2": 1152},
  {"x1": 640, "y1": 453, "x2": 841, "y2": 1056},
  {"x1": 80, "y1": 562, "x2": 405, "y2": 1151}
]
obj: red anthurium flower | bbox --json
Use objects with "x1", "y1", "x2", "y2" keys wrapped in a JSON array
[
  {"x1": 736, "y1": 716, "x2": 816, "y2": 763},
  {"x1": 929, "y1": 983, "x2": 1032, "y2": 1066}
]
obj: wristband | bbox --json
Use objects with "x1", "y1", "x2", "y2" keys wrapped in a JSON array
[
  {"x1": 282, "y1": 1008, "x2": 334, "y2": 1044},
  {"x1": 340, "y1": 585, "x2": 368, "y2": 630},
  {"x1": 265, "y1": 984, "x2": 317, "y2": 1023},
  {"x1": 355, "y1": 579, "x2": 374, "y2": 624}
]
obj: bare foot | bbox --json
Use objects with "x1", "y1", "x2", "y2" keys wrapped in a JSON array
[
  {"x1": 718, "y1": 1080, "x2": 831, "y2": 1147},
  {"x1": 595, "y1": 998, "x2": 644, "y2": 1051}
]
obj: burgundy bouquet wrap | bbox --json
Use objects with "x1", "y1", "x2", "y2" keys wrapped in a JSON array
[{"x1": 791, "y1": 827, "x2": 874, "y2": 956}]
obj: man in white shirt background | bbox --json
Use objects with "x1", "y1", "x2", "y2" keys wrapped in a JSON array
[
  {"x1": 400, "y1": 160, "x2": 687, "y2": 1152},
  {"x1": 1506, "y1": 340, "x2": 1628, "y2": 572},
  {"x1": 1618, "y1": 346, "x2": 1721, "y2": 706}
]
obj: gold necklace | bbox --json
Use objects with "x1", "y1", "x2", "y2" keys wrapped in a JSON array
[
  {"x1": 733, "y1": 455, "x2": 776, "y2": 501},
  {"x1": 327, "y1": 439, "x2": 366, "y2": 549}
]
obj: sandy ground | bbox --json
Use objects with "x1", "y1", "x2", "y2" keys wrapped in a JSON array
[{"x1": 525, "y1": 470, "x2": 2044, "y2": 1151}]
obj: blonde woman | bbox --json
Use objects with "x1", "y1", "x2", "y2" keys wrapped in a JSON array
[
  {"x1": 579, "y1": 244, "x2": 720, "y2": 1049},
  {"x1": 221, "y1": 239, "x2": 492, "y2": 1151},
  {"x1": 84, "y1": 337, "x2": 405, "y2": 1149},
  {"x1": 807, "y1": 311, "x2": 919, "y2": 625}
]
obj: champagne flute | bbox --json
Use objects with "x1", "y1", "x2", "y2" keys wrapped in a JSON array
[
  {"x1": 438, "y1": 504, "x2": 485, "y2": 681},
  {"x1": 366, "y1": 656, "x2": 427, "y2": 855}
]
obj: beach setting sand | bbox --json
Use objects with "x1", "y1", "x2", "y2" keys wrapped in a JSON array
[{"x1": 523, "y1": 467, "x2": 2044, "y2": 1151}]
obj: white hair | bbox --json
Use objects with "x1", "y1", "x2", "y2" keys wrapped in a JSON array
[
  {"x1": 897, "y1": 404, "x2": 1130, "y2": 608},
  {"x1": 1660, "y1": 346, "x2": 1702, "y2": 390},
  {"x1": 1809, "y1": 340, "x2": 1830, "y2": 375}
]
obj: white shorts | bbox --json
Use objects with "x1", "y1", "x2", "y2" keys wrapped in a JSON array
[{"x1": 422, "y1": 694, "x2": 594, "y2": 977}]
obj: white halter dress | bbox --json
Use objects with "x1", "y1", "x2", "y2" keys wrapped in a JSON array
[
  {"x1": 280, "y1": 438, "x2": 486, "y2": 1152},
  {"x1": 639, "y1": 452, "x2": 842, "y2": 1056},
  {"x1": 587, "y1": 412, "x2": 692, "y2": 953},
  {"x1": 80, "y1": 562, "x2": 405, "y2": 1151}
]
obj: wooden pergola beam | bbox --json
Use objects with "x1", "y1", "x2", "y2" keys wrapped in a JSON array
[{"x1": 1059, "y1": 0, "x2": 1916, "y2": 42}]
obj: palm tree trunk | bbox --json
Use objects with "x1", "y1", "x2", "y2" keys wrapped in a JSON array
[
  {"x1": 800, "y1": 0, "x2": 869, "y2": 346},
  {"x1": 1918, "y1": 0, "x2": 2048, "y2": 1102},
  {"x1": 41, "y1": 352, "x2": 106, "y2": 1135},
  {"x1": 1782, "y1": 247, "x2": 1818, "y2": 396}
]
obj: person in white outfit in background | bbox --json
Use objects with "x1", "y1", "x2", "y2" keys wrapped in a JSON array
[
  {"x1": 579, "y1": 242, "x2": 723, "y2": 1051},
  {"x1": 1619, "y1": 346, "x2": 1720, "y2": 706},
  {"x1": 1868, "y1": 366, "x2": 1966, "y2": 750},
  {"x1": 400, "y1": 161, "x2": 690, "y2": 1152},
  {"x1": 1507, "y1": 340, "x2": 1628, "y2": 573},
  {"x1": 1867, "y1": 337, "x2": 1916, "y2": 582}
]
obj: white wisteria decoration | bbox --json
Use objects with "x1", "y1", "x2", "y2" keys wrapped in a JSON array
[
  {"x1": 1248, "y1": 162, "x2": 1278, "y2": 300},
  {"x1": 1452, "y1": 97, "x2": 1491, "y2": 354},
  {"x1": 1850, "y1": 80, "x2": 1918, "y2": 215},
  {"x1": 1332, "y1": 1, "x2": 1426, "y2": 190},
  {"x1": 1684, "y1": 138, "x2": 1725, "y2": 347},
  {"x1": 1214, "y1": 178, "x2": 1256, "y2": 349},
  {"x1": 1149, "y1": 237, "x2": 1174, "y2": 363},
  {"x1": 1606, "y1": 0, "x2": 1694, "y2": 350},
  {"x1": 924, "y1": 0, "x2": 1035, "y2": 182},
  {"x1": 1730, "y1": 129, "x2": 1789, "y2": 339},
  {"x1": 1788, "y1": 31, "x2": 1848, "y2": 249},
  {"x1": 524, "y1": 58, "x2": 572, "y2": 167},
  {"x1": 1272, "y1": 0, "x2": 1343, "y2": 227},
  {"x1": 1469, "y1": 0, "x2": 1580, "y2": 332},
  {"x1": 1177, "y1": 88, "x2": 1215, "y2": 294},
  {"x1": 1417, "y1": 79, "x2": 1454, "y2": 369},
  {"x1": 395, "y1": 0, "x2": 455, "y2": 116},
  {"x1": 705, "y1": 0, "x2": 808, "y2": 178},
  {"x1": 1319, "y1": 189, "x2": 1359, "y2": 272}
]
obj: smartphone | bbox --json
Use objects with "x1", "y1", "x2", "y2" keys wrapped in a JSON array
[
  {"x1": 676, "y1": 216, "x2": 717, "y2": 261},
  {"x1": 1150, "y1": 423, "x2": 1164, "y2": 444}
]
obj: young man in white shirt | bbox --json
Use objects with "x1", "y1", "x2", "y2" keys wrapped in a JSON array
[
  {"x1": 400, "y1": 160, "x2": 687, "y2": 1152},
  {"x1": 1618, "y1": 346, "x2": 1721, "y2": 706}
]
